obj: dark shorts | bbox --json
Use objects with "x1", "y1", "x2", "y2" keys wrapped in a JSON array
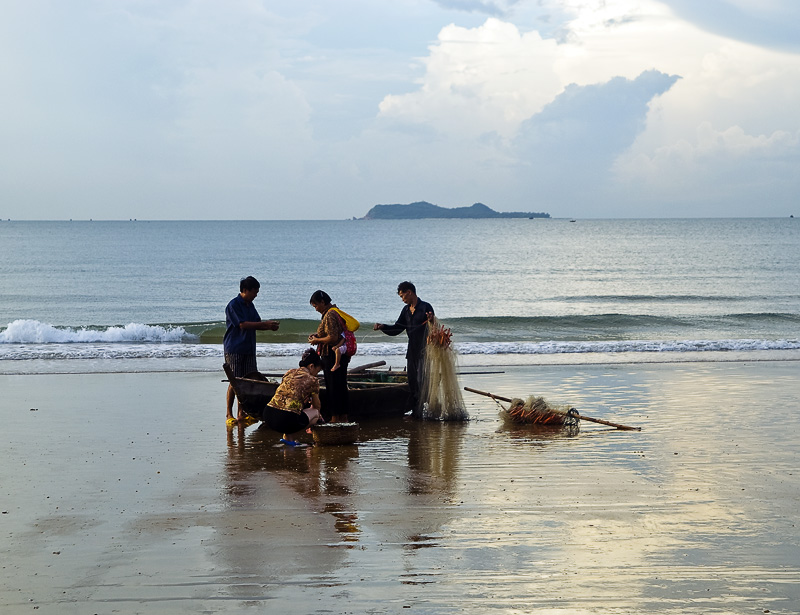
[
  {"x1": 225, "y1": 353, "x2": 258, "y2": 378},
  {"x1": 262, "y1": 406, "x2": 310, "y2": 434}
]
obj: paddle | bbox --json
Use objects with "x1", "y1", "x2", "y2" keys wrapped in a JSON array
[{"x1": 463, "y1": 387, "x2": 641, "y2": 431}]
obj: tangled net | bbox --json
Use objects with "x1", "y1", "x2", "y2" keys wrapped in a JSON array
[
  {"x1": 420, "y1": 318, "x2": 469, "y2": 421},
  {"x1": 505, "y1": 395, "x2": 579, "y2": 427}
]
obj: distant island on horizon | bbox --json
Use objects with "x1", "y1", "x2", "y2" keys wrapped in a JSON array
[{"x1": 361, "y1": 201, "x2": 550, "y2": 220}]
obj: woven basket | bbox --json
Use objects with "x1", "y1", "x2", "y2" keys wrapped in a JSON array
[{"x1": 311, "y1": 422, "x2": 359, "y2": 446}]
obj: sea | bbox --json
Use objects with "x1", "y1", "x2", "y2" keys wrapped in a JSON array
[{"x1": 1, "y1": 217, "x2": 799, "y2": 374}]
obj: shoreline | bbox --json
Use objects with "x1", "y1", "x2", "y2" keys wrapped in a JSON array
[{"x1": 2, "y1": 347, "x2": 800, "y2": 376}]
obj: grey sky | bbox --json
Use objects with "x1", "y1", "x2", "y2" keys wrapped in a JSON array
[{"x1": 1, "y1": 0, "x2": 798, "y2": 219}]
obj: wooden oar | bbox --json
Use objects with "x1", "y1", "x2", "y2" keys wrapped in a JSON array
[
  {"x1": 463, "y1": 387, "x2": 641, "y2": 431},
  {"x1": 348, "y1": 360, "x2": 387, "y2": 374}
]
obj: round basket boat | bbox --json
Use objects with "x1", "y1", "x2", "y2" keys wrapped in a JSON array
[{"x1": 311, "y1": 422, "x2": 359, "y2": 446}]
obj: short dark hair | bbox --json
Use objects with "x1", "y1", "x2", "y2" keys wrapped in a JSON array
[
  {"x1": 299, "y1": 347, "x2": 322, "y2": 368},
  {"x1": 240, "y1": 276, "x2": 260, "y2": 292},
  {"x1": 397, "y1": 281, "x2": 416, "y2": 294},
  {"x1": 309, "y1": 289, "x2": 332, "y2": 305}
]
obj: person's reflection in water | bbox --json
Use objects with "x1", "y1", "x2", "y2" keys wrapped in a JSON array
[
  {"x1": 224, "y1": 418, "x2": 362, "y2": 540},
  {"x1": 216, "y1": 419, "x2": 365, "y2": 599},
  {"x1": 406, "y1": 419, "x2": 468, "y2": 497},
  {"x1": 396, "y1": 419, "x2": 469, "y2": 559}
]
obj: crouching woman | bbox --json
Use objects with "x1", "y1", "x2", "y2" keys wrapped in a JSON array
[{"x1": 263, "y1": 348, "x2": 325, "y2": 436}]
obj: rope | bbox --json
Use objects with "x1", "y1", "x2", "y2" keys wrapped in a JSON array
[{"x1": 489, "y1": 392, "x2": 508, "y2": 412}]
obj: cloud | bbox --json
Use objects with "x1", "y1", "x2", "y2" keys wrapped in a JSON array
[
  {"x1": 430, "y1": 0, "x2": 505, "y2": 17},
  {"x1": 508, "y1": 70, "x2": 680, "y2": 203},
  {"x1": 660, "y1": 0, "x2": 800, "y2": 52},
  {"x1": 430, "y1": 0, "x2": 527, "y2": 17},
  {"x1": 613, "y1": 123, "x2": 800, "y2": 215},
  {"x1": 379, "y1": 18, "x2": 562, "y2": 138},
  {"x1": 2, "y1": 0, "x2": 800, "y2": 219}
]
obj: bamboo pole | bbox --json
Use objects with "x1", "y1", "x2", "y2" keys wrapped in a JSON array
[{"x1": 463, "y1": 387, "x2": 641, "y2": 431}]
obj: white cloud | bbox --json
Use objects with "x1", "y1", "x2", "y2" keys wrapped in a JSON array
[
  {"x1": 612, "y1": 123, "x2": 800, "y2": 214},
  {"x1": 379, "y1": 18, "x2": 562, "y2": 138}
]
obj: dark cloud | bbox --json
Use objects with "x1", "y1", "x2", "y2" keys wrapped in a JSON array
[
  {"x1": 660, "y1": 1, "x2": 800, "y2": 52},
  {"x1": 511, "y1": 70, "x2": 680, "y2": 200}
]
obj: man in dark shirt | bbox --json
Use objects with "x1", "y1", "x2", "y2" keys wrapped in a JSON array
[
  {"x1": 223, "y1": 276, "x2": 279, "y2": 424},
  {"x1": 373, "y1": 281, "x2": 434, "y2": 417}
]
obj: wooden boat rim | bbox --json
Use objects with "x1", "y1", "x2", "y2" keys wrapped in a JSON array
[{"x1": 231, "y1": 375, "x2": 408, "y2": 390}]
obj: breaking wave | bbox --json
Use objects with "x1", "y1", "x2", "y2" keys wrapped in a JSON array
[{"x1": 0, "y1": 319, "x2": 190, "y2": 344}]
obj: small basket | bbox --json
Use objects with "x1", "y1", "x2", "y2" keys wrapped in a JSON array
[{"x1": 311, "y1": 422, "x2": 359, "y2": 446}]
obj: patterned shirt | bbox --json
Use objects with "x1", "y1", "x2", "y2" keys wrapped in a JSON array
[
  {"x1": 314, "y1": 306, "x2": 345, "y2": 356},
  {"x1": 268, "y1": 367, "x2": 320, "y2": 414}
]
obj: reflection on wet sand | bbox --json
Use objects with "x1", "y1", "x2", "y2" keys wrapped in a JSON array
[
  {"x1": 5, "y1": 365, "x2": 799, "y2": 613},
  {"x1": 223, "y1": 416, "x2": 470, "y2": 551}
]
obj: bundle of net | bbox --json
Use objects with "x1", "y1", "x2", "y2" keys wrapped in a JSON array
[
  {"x1": 505, "y1": 395, "x2": 574, "y2": 426},
  {"x1": 420, "y1": 317, "x2": 469, "y2": 421}
]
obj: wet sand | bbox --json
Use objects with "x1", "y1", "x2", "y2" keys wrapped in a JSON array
[{"x1": 2, "y1": 361, "x2": 799, "y2": 613}]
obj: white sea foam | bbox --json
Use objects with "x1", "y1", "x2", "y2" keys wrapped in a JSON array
[
  {"x1": 452, "y1": 339, "x2": 800, "y2": 354},
  {"x1": 1, "y1": 335, "x2": 799, "y2": 363},
  {"x1": 0, "y1": 319, "x2": 189, "y2": 344}
]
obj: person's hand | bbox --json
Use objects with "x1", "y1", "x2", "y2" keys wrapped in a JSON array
[
  {"x1": 425, "y1": 312, "x2": 434, "y2": 322},
  {"x1": 264, "y1": 320, "x2": 280, "y2": 331},
  {"x1": 308, "y1": 334, "x2": 317, "y2": 343},
  {"x1": 373, "y1": 323, "x2": 382, "y2": 331}
]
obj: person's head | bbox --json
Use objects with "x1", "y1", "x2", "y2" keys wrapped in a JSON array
[
  {"x1": 299, "y1": 347, "x2": 322, "y2": 374},
  {"x1": 397, "y1": 281, "x2": 417, "y2": 305},
  {"x1": 240, "y1": 276, "x2": 260, "y2": 301},
  {"x1": 309, "y1": 289, "x2": 332, "y2": 314}
]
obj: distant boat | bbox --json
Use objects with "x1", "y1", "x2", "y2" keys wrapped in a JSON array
[{"x1": 569, "y1": 219, "x2": 576, "y2": 223}]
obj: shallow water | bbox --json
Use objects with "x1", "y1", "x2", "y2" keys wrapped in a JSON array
[{"x1": 2, "y1": 362, "x2": 799, "y2": 613}]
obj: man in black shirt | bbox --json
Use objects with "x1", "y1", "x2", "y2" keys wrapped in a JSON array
[{"x1": 373, "y1": 281, "x2": 434, "y2": 417}]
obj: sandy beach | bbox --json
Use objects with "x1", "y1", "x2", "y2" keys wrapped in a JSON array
[{"x1": 2, "y1": 360, "x2": 799, "y2": 614}]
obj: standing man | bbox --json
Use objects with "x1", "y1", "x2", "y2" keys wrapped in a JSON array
[
  {"x1": 224, "y1": 276, "x2": 280, "y2": 424},
  {"x1": 373, "y1": 281, "x2": 433, "y2": 417}
]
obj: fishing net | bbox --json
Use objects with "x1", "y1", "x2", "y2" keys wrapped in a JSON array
[
  {"x1": 420, "y1": 318, "x2": 469, "y2": 421},
  {"x1": 505, "y1": 395, "x2": 579, "y2": 427}
]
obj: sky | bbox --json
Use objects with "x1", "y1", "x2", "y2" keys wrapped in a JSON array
[{"x1": 1, "y1": 0, "x2": 799, "y2": 220}]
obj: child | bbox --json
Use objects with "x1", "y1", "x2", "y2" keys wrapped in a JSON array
[
  {"x1": 329, "y1": 306, "x2": 359, "y2": 371},
  {"x1": 331, "y1": 327, "x2": 357, "y2": 371}
]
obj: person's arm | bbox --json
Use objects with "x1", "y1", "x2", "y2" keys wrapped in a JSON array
[
  {"x1": 425, "y1": 302, "x2": 435, "y2": 322},
  {"x1": 374, "y1": 309, "x2": 407, "y2": 336},
  {"x1": 309, "y1": 331, "x2": 338, "y2": 344},
  {"x1": 308, "y1": 311, "x2": 336, "y2": 345},
  {"x1": 227, "y1": 298, "x2": 279, "y2": 331},
  {"x1": 309, "y1": 392, "x2": 321, "y2": 410},
  {"x1": 240, "y1": 320, "x2": 279, "y2": 331}
]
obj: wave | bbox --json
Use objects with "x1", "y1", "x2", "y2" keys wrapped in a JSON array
[
  {"x1": 0, "y1": 319, "x2": 189, "y2": 344},
  {"x1": 454, "y1": 339, "x2": 800, "y2": 354},
  {"x1": 551, "y1": 294, "x2": 800, "y2": 303},
  {"x1": 3, "y1": 314, "x2": 800, "y2": 346},
  {"x1": 1, "y1": 339, "x2": 799, "y2": 362}
]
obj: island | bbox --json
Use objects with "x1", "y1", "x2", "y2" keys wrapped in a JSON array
[{"x1": 362, "y1": 201, "x2": 550, "y2": 220}]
